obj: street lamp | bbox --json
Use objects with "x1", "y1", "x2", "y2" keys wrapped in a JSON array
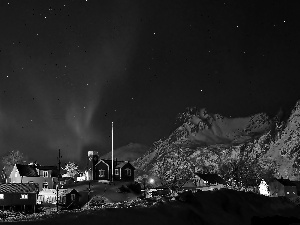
[{"x1": 143, "y1": 177, "x2": 155, "y2": 198}]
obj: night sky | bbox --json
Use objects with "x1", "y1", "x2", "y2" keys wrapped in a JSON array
[{"x1": 1, "y1": 1, "x2": 300, "y2": 166}]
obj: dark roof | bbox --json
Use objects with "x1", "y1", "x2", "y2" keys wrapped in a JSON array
[
  {"x1": 58, "y1": 188, "x2": 80, "y2": 196},
  {"x1": 37, "y1": 166, "x2": 57, "y2": 170},
  {"x1": 276, "y1": 178, "x2": 296, "y2": 187},
  {"x1": 194, "y1": 173, "x2": 225, "y2": 185},
  {"x1": 0, "y1": 183, "x2": 39, "y2": 193},
  {"x1": 96, "y1": 159, "x2": 135, "y2": 170},
  {"x1": 115, "y1": 161, "x2": 135, "y2": 169},
  {"x1": 16, "y1": 164, "x2": 39, "y2": 177}
]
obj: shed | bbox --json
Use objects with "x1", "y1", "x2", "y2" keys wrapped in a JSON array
[
  {"x1": 0, "y1": 183, "x2": 38, "y2": 211},
  {"x1": 58, "y1": 189, "x2": 80, "y2": 209},
  {"x1": 268, "y1": 178, "x2": 297, "y2": 198}
]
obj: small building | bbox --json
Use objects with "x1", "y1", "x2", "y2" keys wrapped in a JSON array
[
  {"x1": 268, "y1": 178, "x2": 297, "y2": 198},
  {"x1": 9, "y1": 164, "x2": 59, "y2": 191},
  {"x1": 193, "y1": 173, "x2": 225, "y2": 190},
  {"x1": 94, "y1": 159, "x2": 135, "y2": 182},
  {"x1": 114, "y1": 161, "x2": 135, "y2": 182},
  {"x1": 0, "y1": 183, "x2": 38, "y2": 211},
  {"x1": 58, "y1": 189, "x2": 80, "y2": 209},
  {"x1": 180, "y1": 180, "x2": 198, "y2": 192}
]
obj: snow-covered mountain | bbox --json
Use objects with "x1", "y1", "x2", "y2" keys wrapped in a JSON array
[
  {"x1": 100, "y1": 143, "x2": 149, "y2": 162},
  {"x1": 133, "y1": 100, "x2": 300, "y2": 186}
]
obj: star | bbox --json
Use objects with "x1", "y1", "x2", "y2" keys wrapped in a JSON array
[{"x1": 153, "y1": 32, "x2": 156, "y2": 35}]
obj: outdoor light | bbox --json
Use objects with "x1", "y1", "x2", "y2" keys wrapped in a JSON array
[{"x1": 149, "y1": 178, "x2": 155, "y2": 184}]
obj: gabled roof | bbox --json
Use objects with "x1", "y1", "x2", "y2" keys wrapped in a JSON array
[
  {"x1": 16, "y1": 164, "x2": 39, "y2": 177},
  {"x1": 0, "y1": 183, "x2": 39, "y2": 193},
  {"x1": 58, "y1": 188, "x2": 80, "y2": 196},
  {"x1": 194, "y1": 173, "x2": 225, "y2": 185},
  {"x1": 95, "y1": 159, "x2": 135, "y2": 170},
  {"x1": 115, "y1": 161, "x2": 135, "y2": 169},
  {"x1": 181, "y1": 180, "x2": 197, "y2": 188},
  {"x1": 275, "y1": 178, "x2": 296, "y2": 187}
]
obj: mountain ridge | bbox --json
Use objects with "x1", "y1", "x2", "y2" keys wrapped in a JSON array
[{"x1": 133, "y1": 100, "x2": 300, "y2": 187}]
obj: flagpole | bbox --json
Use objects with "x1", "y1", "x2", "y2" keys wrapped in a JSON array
[{"x1": 112, "y1": 122, "x2": 114, "y2": 183}]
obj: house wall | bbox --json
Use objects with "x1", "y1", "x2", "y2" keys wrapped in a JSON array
[
  {"x1": 95, "y1": 161, "x2": 110, "y2": 180},
  {"x1": 120, "y1": 164, "x2": 134, "y2": 181},
  {"x1": 268, "y1": 180, "x2": 283, "y2": 197},
  {"x1": 113, "y1": 168, "x2": 121, "y2": 181},
  {"x1": 0, "y1": 193, "x2": 37, "y2": 206},
  {"x1": 9, "y1": 166, "x2": 55, "y2": 191},
  {"x1": 284, "y1": 186, "x2": 297, "y2": 198}
]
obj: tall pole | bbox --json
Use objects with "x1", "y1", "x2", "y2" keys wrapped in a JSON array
[
  {"x1": 111, "y1": 122, "x2": 114, "y2": 183},
  {"x1": 57, "y1": 149, "x2": 62, "y2": 177},
  {"x1": 56, "y1": 149, "x2": 62, "y2": 212}
]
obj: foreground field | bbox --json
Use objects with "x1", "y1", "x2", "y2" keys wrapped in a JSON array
[{"x1": 2, "y1": 189, "x2": 300, "y2": 225}]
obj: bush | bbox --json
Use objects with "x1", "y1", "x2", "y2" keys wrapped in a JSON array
[
  {"x1": 127, "y1": 182, "x2": 142, "y2": 194},
  {"x1": 118, "y1": 185, "x2": 131, "y2": 193}
]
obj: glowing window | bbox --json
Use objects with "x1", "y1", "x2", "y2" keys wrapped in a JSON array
[
  {"x1": 21, "y1": 194, "x2": 28, "y2": 199},
  {"x1": 0, "y1": 194, "x2": 4, "y2": 199},
  {"x1": 99, "y1": 170, "x2": 105, "y2": 177},
  {"x1": 43, "y1": 171, "x2": 48, "y2": 177},
  {"x1": 43, "y1": 182, "x2": 48, "y2": 189},
  {"x1": 71, "y1": 194, "x2": 75, "y2": 201},
  {"x1": 115, "y1": 169, "x2": 119, "y2": 175}
]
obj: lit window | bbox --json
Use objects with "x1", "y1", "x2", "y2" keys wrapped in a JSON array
[
  {"x1": 43, "y1": 171, "x2": 48, "y2": 177},
  {"x1": 125, "y1": 168, "x2": 131, "y2": 176},
  {"x1": 115, "y1": 169, "x2": 119, "y2": 175},
  {"x1": 15, "y1": 173, "x2": 18, "y2": 178},
  {"x1": 21, "y1": 194, "x2": 28, "y2": 199},
  {"x1": 43, "y1": 182, "x2": 48, "y2": 189},
  {"x1": 0, "y1": 194, "x2": 4, "y2": 199},
  {"x1": 71, "y1": 194, "x2": 75, "y2": 201},
  {"x1": 99, "y1": 170, "x2": 105, "y2": 177}
]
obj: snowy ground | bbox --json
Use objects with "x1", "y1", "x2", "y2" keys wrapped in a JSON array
[{"x1": 2, "y1": 189, "x2": 300, "y2": 224}]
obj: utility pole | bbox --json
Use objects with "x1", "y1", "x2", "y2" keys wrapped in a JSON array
[
  {"x1": 111, "y1": 122, "x2": 114, "y2": 183},
  {"x1": 56, "y1": 149, "x2": 62, "y2": 212},
  {"x1": 88, "y1": 181, "x2": 91, "y2": 202},
  {"x1": 57, "y1": 149, "x2": 62, "y2": 177}
]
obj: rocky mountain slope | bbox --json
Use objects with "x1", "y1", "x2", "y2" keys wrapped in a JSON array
[{"x1": 133, "y1": 100, "x2": 300, "y2": 187}]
